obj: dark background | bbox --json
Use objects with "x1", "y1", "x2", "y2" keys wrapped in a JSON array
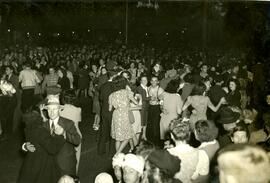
[{"x1": 0, "y1": 1, "x2": 270, "y2": 57}]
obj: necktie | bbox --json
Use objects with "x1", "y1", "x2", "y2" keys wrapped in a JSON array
[{"x1": 50, "y1": 121, "x2": 55, "y2": 135}]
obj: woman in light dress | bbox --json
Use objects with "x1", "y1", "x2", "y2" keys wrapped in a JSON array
[
  {"x1": 109, "y1": 76, "x2": 138, "y2": 155},
  {"x1": 159, "y1": 79, "x2": 183, "y2": 140},
  {"x1": 182, "y1": 82, "x2": 226, "y2": 129}
]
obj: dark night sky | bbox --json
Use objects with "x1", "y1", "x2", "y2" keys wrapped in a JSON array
[{"x1": 0, "y1": 1, "x2": 269, "y2": 50}]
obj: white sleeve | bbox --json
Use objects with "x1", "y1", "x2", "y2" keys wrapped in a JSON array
[
  {"x1": 19, "y1": 71, "x2": 22, "y2": 83},
  {"x1": 192, "y1": 150, "x2": 209, "y2": 179},
  {"x1": 22, "y1": 143, "x2": 27, "y2": 152}
]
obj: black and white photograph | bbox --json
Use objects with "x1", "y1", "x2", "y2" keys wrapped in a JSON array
[{"x1": 0, "y1": 0, "x2": 270, "y2": 183}]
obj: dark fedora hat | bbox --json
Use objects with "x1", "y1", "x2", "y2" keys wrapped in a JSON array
[{"x1": 217, "y1": 106, "x2": 240, "y2": 124}]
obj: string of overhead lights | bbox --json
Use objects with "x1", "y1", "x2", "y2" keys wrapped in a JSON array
[
  {"x1": 137, "y1": 0, "x2": 159, "y2": 10},
  {"x1": 5, "y1": 30, "x2": 186, "y2": 36}
]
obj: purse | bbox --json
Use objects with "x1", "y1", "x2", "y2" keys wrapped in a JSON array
[{"x1": 128, "y1": 110, "x2": 135, "y2": 124}]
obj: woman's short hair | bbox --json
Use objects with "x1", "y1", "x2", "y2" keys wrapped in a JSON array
[
  {"x1": 194, "y1": 120, "x2": 219, "y2": 142},
  {"x1": 228, "y1": 79, "x2": 239, "y2": 90},
  {"x1": 113, "y1": 75, "x2": 128, "y2": 91},
  {"x1": 169, "y1": 118, "x2": 191, "y2": 141},
  {"x1": 191, "y1": 81, "x2": 206, "y2": 96},
  {"x1": 165, "y1": 79, "x2": 180, "y2": 94}
]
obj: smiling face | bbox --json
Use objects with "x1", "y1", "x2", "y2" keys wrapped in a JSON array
[
  {"x1": 231, "y1": 131, "x2": 248, "y2": 144},
  {"x1": 140, "y1": 76, "x2": 148, "y2": 86},
  {"x1": 150, "y1": 77, "x2": 159, "y2": 87},
  {"x1": 47, "y1": 105, "x2": 60, "y2": 120}
]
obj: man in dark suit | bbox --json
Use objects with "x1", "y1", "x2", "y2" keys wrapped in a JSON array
[
  {"x1": 97, "y1": 71, "x2": 116, "y2": 155},
  {"x1": 208, "y1": 76, "x2": 227, "y2": 121},
  {"x1": 136, "y1": 75, "x2": 150, "y2": 140},
  {"x1": 44, "y1": 95, "x2": 81, "y2": 176}
]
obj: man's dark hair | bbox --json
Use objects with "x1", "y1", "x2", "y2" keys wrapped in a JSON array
[
  {"x1": 165, "y1": 79, "x2": 180, "y2": 94},
  {"x1": 230, "y1": 121, "x2": 250, "y2": 139},
  {"x1": 191, "y1": 81, "x2": 206, "y2": 96},
  {"x1": 195, "y1": 120, "x2": 219, "y2": 142}
]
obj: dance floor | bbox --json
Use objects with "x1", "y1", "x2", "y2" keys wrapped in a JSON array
[{"x1": 0, "y1": 97, "x2": 115, "y2": 183}]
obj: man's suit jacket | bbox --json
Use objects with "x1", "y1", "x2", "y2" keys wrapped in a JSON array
[
  {"x1": 136, "y1": 85, "x2": 149, "y2": 108},
  {"x1": 44, "y1": 116, "x2": 81, "y2": 176},
  {"x1": 99, "y1": 81, "x2": 114, "y2": 117}
]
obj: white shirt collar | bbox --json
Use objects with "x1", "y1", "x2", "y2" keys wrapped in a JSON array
[
  {"x1": 199, "y1": 140, "x2": 217, "y2": 149},
  {"x1": 141, "y1": 84, "x2": 148, "y2": 90},
  {"x1": 141, "y1": 84, "x2": 149, "y2": 97},
  {"x1": 171, "y1": 143, "x2": 195, "y2": 151},
  {"x1": 50, "y1": 116, "x2": 60, "y2": 126}
]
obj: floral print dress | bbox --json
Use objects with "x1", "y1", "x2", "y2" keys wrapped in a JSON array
[{"x1": 109, "y1": 89, "x2": 134, "y2": 141}]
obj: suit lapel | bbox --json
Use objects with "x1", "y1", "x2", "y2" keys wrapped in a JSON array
[
  {"x1": 58, "y1": 117, "x2": 64, "y2": 128},
  {"x1": 139, "y1": 86, "x2": 147, "y2": 99},
  {"x1": 43, "y1": 120, "x2": 50, "y2": 131}
]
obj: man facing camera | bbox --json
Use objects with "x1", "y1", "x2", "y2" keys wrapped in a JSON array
[{"x1": 43, "y1": 95, "x2": 81, "y2": 176}]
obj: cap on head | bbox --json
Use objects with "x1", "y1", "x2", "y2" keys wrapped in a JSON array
[{"x1": 122, "y1": 154, "x2": 145, "y2": 175}]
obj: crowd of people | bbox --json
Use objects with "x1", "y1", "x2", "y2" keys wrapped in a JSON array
[{"x1": 0, "y1": 43, "x2": 270, "y2": 183}]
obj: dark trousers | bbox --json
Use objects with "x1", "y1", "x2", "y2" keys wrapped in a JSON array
[
  {"x1": 97, "y1": 113, "x2": 112, "y2": 154},
  {"x1": 0, "y1": 96, "x2": 17, "y2": 135},
  {"x1": 21, "y1": 88, "x2": 35, "y2": 113},
  {"x1": 146, "y1": 105, "x2": 161, "y2": 147}
]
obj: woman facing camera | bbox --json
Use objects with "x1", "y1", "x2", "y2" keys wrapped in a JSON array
[{"x1": 226, "y1": 79, "x2": 241, "y2": 108}]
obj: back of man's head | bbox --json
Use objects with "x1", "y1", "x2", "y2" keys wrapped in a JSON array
[{"x1": 218, "y1": 144, "x2": 270, "y2": 183}]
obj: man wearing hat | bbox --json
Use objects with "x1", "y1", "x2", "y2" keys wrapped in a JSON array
[
  {"x1": 217, "y1": 106, "x2": 241, "y2": 148},
  {"x1": 146, "y1": 149, "x2": 182, "y2": 183},
  {"x1": 122, "y1": 153, "x2": 145, "y2": 183},
  {"x1": 44, "y1": 94, "x2": 81, "y2": 176}
]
